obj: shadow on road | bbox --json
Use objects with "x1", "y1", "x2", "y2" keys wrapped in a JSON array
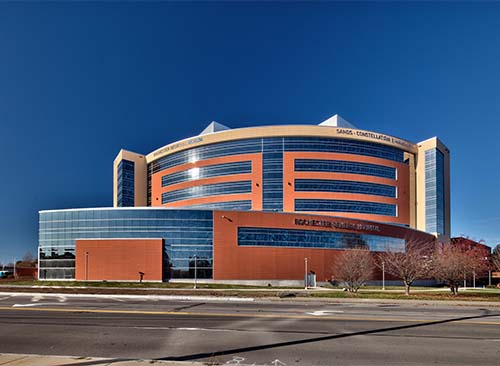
[{"x1": 156, "y1": 310, "x2": 500, "y2": 362}]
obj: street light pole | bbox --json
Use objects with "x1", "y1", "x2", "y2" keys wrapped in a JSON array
[
  {"x1": 193, "y1": 255, "x2": 197, "y2": 289},
  {"x1": 489, "y1": 270, "x2": 492, "y2": 286},
  {"x1": 85, "y1": 252, "x2": 89, "y2": 281},
  {"x1": 382, "y1": 261, "x2": 385, "y2": 291},
  {"x1": 304, "y1": 257, "x2": 308, "y2": 290}
]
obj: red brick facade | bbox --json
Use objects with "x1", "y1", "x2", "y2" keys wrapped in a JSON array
[{"x1": 75, "y1": 238, "x2": 163, "y2": 282}]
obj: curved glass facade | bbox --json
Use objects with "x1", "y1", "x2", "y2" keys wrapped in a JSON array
[
  {"x1": 294, "y1": 159, "x2": 396, "y2": 179},
  {"x1": 238, "y1": 227, "x2": 405, "y2": 252},
  {"x1": 295, "y1": 199, "x2": 397, "y2": 216},
  {"x1": 38, "y1": 208, "x2": 213, "y2": 280},
  {"x1": 161, "y1": 181, "x2": 252, "y2": 204},
  {"x1": 161, "y1": 161, "x2": 252, "y2": 187},
  {"x1": 150, "y1": 136, "x2": 405, "y2": 213},
  {"x1": 295, "y1": 179, "x2": 396, "y2": 198},
  {"x1": 150, "y1": 137, "x2": 404, "y2": 174},
  {"x1": 179, "y1": 200, "x2": 252, "y2": 210}
]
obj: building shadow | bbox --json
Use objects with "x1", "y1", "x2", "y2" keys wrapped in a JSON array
[{"x1": 156, "y1": 310, "x2": 500, "y2": 362}]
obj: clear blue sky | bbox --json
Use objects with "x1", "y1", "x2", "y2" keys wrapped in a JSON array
[{"x1": 1, "y1": 2, "x2": 499, "y2": 262}]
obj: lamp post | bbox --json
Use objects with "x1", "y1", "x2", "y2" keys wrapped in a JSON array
[
  {"x1": 85, "y1": 251, "x2": 89, "y2": 281},
  {"x1": 193, "y1": 255, "x2": 197, "y2": 289},
  {"x1": 304, "y1": 257, "x2": 308, "y2": 290},
  {"x1": 382, "y1": 261, "x2": 385, "y2": 291}
]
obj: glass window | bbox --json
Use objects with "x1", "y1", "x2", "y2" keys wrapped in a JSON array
[
  {"x1": 295, "y1": 199, "x2": 397, "y2": 216},
  {"x1": 162, "y1": 161, "x2": 252, "y2": 187},
  {"x1": 295, "y1": 159, "x2": 396, "y2": 179},
  {"x1": 238, "y1": 227, "x2": 405, "y2": 252},
  {"x1": 295, "y1": 179, "x2": 396, "y2": 198},
  {"x1": 38, "y1": 209, "x2": 214, "y2": 280},
  {"x1": 162, "y1": 181, "x2": 252, "y2": 204},
  {"x1": 117, "y1": 160, "x2": 135, "y2": 207},
  {"x1": 425, "y1": 149, "x2": 445, "y2": 234}
]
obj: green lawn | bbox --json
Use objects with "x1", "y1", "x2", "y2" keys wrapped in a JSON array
[
  {"x1": 1, "y1": 280, "x2": 499, "y2": 302},
  {"x1": 0, "y1": 279, "x2": 293, "y2": 290}
]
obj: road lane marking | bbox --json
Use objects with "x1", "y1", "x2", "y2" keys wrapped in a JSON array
[
  {"x1": 12, "y1": 303, "x2": 69, "y2": 308},
  {"x1": 0, "y1": 306, "x2": 499, "y2": 326},
  {"x1": 31, "y1": 295, "x2": 43, "y2": 302},
  {"x1": 306, "y1": 310, "x2": 344, "y2": 316},
  {"x1": 0, "y1": 292, "x2": 254, "y2": 302}
]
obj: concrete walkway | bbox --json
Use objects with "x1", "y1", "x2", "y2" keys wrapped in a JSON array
[{"x1": 0, "y1": 353, "x2": 205, "y2": 366}]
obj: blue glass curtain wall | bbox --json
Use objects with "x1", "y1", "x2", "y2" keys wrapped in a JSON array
[
  {"x1": 425, "y1": 149, "x2": 445, "y2": 234},
  {"x1": 238, "y1": 227, "x2": 405, "y2": 252},
  {"x1": 295, "y1": 199, "x2": 397, "y2": 216},
  {"x1": 294, "y1": 159, "x2": 396, "y2": 179},
  {"x1": 117, "y1": 160, "x2": 135, "y2": 207},
  {"x1": 148, "y1": 136, "x2": 405, "y2": 213},
  {"x1": 38, "y1": 209, "x2": 213, "y2": 280},
  {"x1": 295, "y1": 179, "x2": 396, "y2": 198}
]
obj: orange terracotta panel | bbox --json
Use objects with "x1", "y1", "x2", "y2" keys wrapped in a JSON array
[
  {"x1": 251, "y1": 154, "x2": 263, "y2": 210},
  {"x1": 212, "y1": 210, "x2": 432, "y2": 281},
  {"x1": 75, "y1": 239, "x2": 163, "y2": 281},
  {"x1": 283, "y1": 152, "x2": 410, "y2": 225},
  {"x1": 151, "y1": 153, "x2": 263, "y2": 209}
]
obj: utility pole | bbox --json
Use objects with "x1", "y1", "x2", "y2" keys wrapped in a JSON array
[
  {"x1": 382, "y1": 261, "x2": 385, "y2": 291},
  {"x1": 304, "y1": 257, "x2": 308, "y2": 290},
  {"x1": 85, "y1": 252, "x2": 89, "y2": 281},
  {"x1": 193, "y1": 255, "x2": 197, "y2": 289}
]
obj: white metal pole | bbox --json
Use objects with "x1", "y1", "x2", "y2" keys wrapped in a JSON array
[
  {"x1": 382, "y1": 261, "x2": 385, "y2": 290},
  {"x1": 304, "y1": 257, "x2": 308, "y2": 290},
  {"x1": 489, "y1": 270, "x2": 492, "y2": 286},
  {"x1": 473, "y1": 270, "x2": 476, "y2": 288},
  {"x1": 194, "y1": 255, "x2": 197, "y2": 289},
  {"x1": 85, "y1": 252, "x2": 89, "y2": 281}
]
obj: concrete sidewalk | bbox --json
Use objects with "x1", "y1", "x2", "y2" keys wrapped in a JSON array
[{"x1": 0, "y1": 353, "x2": 205, "y2": 366}]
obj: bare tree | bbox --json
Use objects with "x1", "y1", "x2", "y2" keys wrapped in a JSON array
[
  {"x1": 432, "y1": 243, "x2": 488, "y2": 295},
  {"x1": 332, "y1": 248, "x2": 373, "y2": 293},
  {"x1": 378, "y1": 239, "x2": 435, "y2": 295},
  {"x1": 491, "y1": 245, "x2": 500, "y2": 272},
  {"x1": 22, "y1": 251, "x2": 35, "y2": 262}
]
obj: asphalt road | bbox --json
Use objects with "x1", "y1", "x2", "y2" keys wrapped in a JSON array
[{"x1": 0, "y1": 292, "x2": 499, "y2": 366}]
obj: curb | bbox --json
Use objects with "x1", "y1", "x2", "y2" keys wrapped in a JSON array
[{"x1": 0, "y1": 353, "x2": 205, "y2": 366}]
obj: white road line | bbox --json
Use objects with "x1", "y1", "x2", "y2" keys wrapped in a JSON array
[
  {"x1": 134, "y1": 326, "x2": 250, "y2": 333},
  {"x1": 0, "y1": 292, "x2": 254, "y2": 302},
  {"x1": 57, "y1": 295, "x2": 66, "y2": 303},
  {"x1": 31, "y1": 295, "x2": 43, "y2": 302},
  {"x1": 306, "y1": 310, "x2": 344, "y2": 316},
  {"x1": 12, "y1": 303, "x2": 69, "y2": 308}
]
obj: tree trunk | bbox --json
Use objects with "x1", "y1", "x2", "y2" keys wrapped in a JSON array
[{"x1": 404, "y1": 282, "x2": 410, "y2": 296}]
